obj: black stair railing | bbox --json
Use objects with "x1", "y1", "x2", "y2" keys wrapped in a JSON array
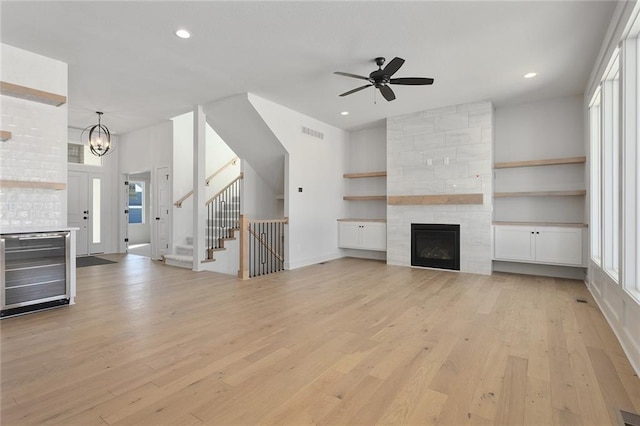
[
  {"x1": 247, "y1": 218, "x2": 287, "y2": 278},
  {"x1": 238, "y1": 216, "x2": 288, "y2": 279},
  {"x1": 205, "y1": 173, "x2": 243, "y2": 259}
]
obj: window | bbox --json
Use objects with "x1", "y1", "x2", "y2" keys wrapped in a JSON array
[
  {"x1": 67, "y1": 143, "x2": 102, "y2": 166},
  {"x1": 128, "y1": 181, "x2": 145, "y2": 224},
  {"x1": 92, "y1": 178, "x2": 101, "y2": 243},
  {"x1": 602, "y1": 52, "x2": 620, "y2": 282},
  {"x1": 589, "y1": 89, "x2": 601, "y2": 266}
]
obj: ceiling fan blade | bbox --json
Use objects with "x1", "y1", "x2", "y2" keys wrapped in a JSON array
[
  {"x1": 334, "y1": 71, "x2": 370, "y2": 81},
  {"x1": 382, "y1": 57, "x2": 405, "y2": 77},
  {"x1": 379, "y1": 85, "x2": 396, "y2": 101},
  {"x1": 339, "y1": 84, "x2": 372, "y2": 97},
  {"x1": 389, "y1": 77, "x2": 435, "y2": 85}
]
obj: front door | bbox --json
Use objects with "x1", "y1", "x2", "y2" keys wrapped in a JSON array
[{"x1": 68, "y1": 171, "x2": 104, "y2": 255}]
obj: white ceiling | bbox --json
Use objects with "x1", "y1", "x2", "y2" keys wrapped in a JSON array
[{"x1": 1, "y1": 1, "x2": 615, "y2": 135}]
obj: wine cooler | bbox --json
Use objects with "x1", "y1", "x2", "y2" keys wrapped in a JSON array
[{"x1": 1, "y1": 232, "x2": 71, "y2": 317}]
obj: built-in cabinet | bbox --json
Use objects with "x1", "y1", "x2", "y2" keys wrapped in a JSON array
[
  {"x1": 338, "y1": 220, "x2": 386, "y2": 251},
  {"x1": 339, "y1": 126, "x2": 388, "y2": 254},
  {"x1": 493, "y1": 224, "x2": 585, "y2": 266},
  {"x1": 493, "y1": 156, "x2": 587, "y2": 268},
  {"x1": 339, "y1": 170, "x2": 387, "y2": 252}
]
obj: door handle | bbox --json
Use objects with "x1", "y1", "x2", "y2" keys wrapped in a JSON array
[
  {"x1": 83, "y1": 210, "x2": 89, "y2": 214},
  {"x1": 155, "y1": 217, "x2": 160, "y2": 220},
  {"x1": 83, "y1": 217, "x2": 88, "y2": 220}
]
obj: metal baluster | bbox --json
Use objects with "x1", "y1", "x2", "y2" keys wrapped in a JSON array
[{"x1": 207, "y1": 203, "x2": 211, "y2": 256}]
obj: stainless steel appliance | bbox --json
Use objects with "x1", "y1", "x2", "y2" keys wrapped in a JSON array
[{"x1": 1, "y1": 232, "x2": 71, "y2": 317}]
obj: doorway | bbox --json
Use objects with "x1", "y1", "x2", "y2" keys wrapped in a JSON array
[
  {"x1": 127, "y1": 172, "x2": 151, "y2": 258},
  {"x1": 68, "y1": 171, "x2": 104, "y2": 256}
]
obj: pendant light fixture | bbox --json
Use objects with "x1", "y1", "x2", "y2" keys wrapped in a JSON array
[{"x1": 86, "y1": 111, "x2": 112, "y2": 157}]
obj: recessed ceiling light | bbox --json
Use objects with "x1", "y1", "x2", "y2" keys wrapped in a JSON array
[
  {"x1": 524, "y1": 72, "x2": 537, "y2": 79},
  {"x1": 341, "y1": 111, "x2": 349, "y2": 116},
  {"x1": 175, "y1": 29, "x2": 191, "y2": 39}
]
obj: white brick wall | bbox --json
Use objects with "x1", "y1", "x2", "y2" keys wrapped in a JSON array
[
  {"x1": 386, "y1": 101, "x2": 493, "y2": 275},
  {"x1": 0, "y1": 44, "x2": 68, "y2": 231}
]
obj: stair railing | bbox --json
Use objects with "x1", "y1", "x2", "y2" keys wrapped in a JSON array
[
  {"x1": 238, "y1": 215, "x2": 288, "y2": 279},
  {"x1": 205, "y1": 173, "x2": 243, "y2": 259},
  {"x1": 174, "y1": 156, "x2": 239, "y2": 208}
]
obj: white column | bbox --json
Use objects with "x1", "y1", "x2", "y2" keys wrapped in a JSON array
[{"x1": 192, "y1": 105, "x2": 206, "y2": 271}]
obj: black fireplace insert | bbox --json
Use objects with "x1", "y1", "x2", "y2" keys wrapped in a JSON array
[{"x1": 411, "y1": 224, "x2": 460, "y2": 271}]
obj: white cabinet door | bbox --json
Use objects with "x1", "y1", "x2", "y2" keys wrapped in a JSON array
[
  {"x1": 361, "y1": 223, "x2": 387, "y2": 251},
  {"x1": 494, "y1": 226, "x2": 535, "y2": 262},
  {"x1": 338, "y1": 222, "x2": 362, "y2": 249},
  {"x1": 338, "y1": 222, "x2": 387, "y2": 251},
  {"x1": 535, "y1": 227, "x2": 583, "y2": 266}
]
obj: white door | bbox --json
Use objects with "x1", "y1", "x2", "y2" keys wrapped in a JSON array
[
  {"x1": 361, "y1": 223, "x2": 387, "y2": 251},
  {"x1": 535, "y1": 227, "x2": 583, "y2": 266},
  {"x1": 493, "y1": 226, "x2": 535, "y2": 262},
  {"x1": 68, "y1": 171, "x2": 104, "y2": 255},
  {"x1": 68, "y1": 171, "x2": 89, "y2": 256},
  {"x1": 338, "y1": 222, "x2": 362, "y2": 249},
  {"x1": 154, "y1": 166, "x2": 171, "y2": 259},
  {"x1": 121, "y1": 174, "x2": 129, "y2": 253}
]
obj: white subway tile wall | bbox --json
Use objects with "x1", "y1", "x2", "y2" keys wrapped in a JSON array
[
  {"x1": 1, "y1": 82, "x2": 68, "y2": 230},
  {"x1": 386, "y1": 101, "x2": 493, "y2": 275}
]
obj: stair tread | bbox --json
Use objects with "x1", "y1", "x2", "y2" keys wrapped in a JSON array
[{"x1": 165, "y1": 254, "x2": 193, "y2": 262}]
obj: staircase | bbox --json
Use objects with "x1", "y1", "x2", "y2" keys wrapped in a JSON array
[{"x1": 165, "y1": 178, "x2": 241, "y2": 270}]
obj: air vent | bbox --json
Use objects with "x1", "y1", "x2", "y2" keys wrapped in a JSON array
[{"x1": 301, "y1": 126, "x2": 324, "y2": 140}]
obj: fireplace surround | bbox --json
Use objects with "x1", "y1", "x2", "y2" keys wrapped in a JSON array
[{"x1": 411, "y1": 224, "x2": 460, "y2": 271}]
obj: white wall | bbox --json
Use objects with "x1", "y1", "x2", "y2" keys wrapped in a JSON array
[
  {"x1": 344, "y1": 125, "x2": 387, "y2": 220},
  {"x1": 172, "y1": 111, "x2": 240, "y2": 248},
  {"x1": 242, "y1": 160, "x2": 279, "y2": 220},
  {"x1": 0, "y1": 43, "x2": 67, "y2": 231},
  {"x1": 172, "y1": 112, "x2": 194, "y2": 247},
  {"x1": 118, "y1": 120, "x2": 173, "y2": 257},
  {"x1": 494, "y1": 96, "x2": 586, "y2": 224},
  {"x1": 248, "y1": 94, "x2": 348, "y2": 269}
]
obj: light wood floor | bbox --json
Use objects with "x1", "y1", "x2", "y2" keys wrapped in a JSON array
[{"x1": 2, "y1": 255, "x2": 639, "y2": 425}]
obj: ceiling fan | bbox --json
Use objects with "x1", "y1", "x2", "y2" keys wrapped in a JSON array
[{"x1": 334, "y1": 57, "x2": 434, "y2": 102}]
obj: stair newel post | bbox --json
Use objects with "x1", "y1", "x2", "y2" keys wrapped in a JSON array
[{"x1": 238, "y1": 214, "x2": 249, "y2": 280}]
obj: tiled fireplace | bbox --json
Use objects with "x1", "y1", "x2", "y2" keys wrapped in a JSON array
[{"x1": 386, "y1": 101, "x2": 493, "y2": 275}]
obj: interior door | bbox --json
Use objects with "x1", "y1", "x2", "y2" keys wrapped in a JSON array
[
  {"x1": 121, "y1": 174, "x2": 129, "y2": 253},
  {"x1": 68, "y1": 171, "x2": 89, "y2": 256},
  {"x1": 154, "y1": 166, "x2": 171, "y2": 259}
]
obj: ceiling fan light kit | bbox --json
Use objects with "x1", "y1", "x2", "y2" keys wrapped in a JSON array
[{"x1": 334, "y1": 56, "x2": 434, "y2": 102}]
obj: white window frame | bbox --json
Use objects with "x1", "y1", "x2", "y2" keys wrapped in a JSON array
[
  {"x1": 589, "y1": 89, "x2": 602, "y2": 266},
  {"x1": 601, "y1": 51, "x2": 620, "y2": 283},
  {"x1": 621, "y1": 32, "x2": 639, "y2": 298}
]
